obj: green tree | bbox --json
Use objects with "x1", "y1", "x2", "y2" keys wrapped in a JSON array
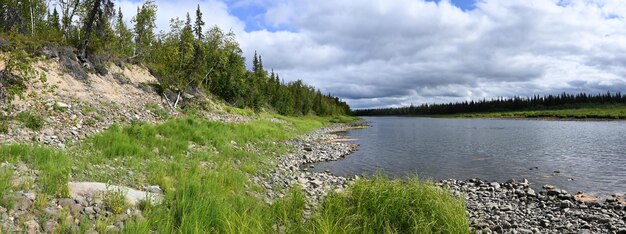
[
  {"x1": 194, "y1": 4, "x2": 204, "y2": 40},
  {"x1": 113, "y1": 7, "x2": 133, "y2": 56},
  {"x1": 49, "y1": 8, "x2": 61, "y2": 31},
  {"x1": 132, "y1": 0, "x2": 157, "y2": 60},
  {"x1": 58, "y1": 0, "x2": 81, "y2": 41}
]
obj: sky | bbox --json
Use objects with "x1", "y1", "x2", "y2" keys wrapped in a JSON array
[{"x1": 116, "y1": 0, "x2": 626, "y2": 109}]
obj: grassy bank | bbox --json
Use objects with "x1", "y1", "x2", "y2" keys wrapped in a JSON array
[
  {"x1": 417, "y1": 104, "x2": 626, "y2": 120},
  {"x1": 0, "y1": 114, "x2": 468, "y2": 233}
]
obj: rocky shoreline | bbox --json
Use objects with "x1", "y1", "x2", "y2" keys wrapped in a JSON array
[
  {"x1": 255, "y1": 124, "x2": 360, "y2": 206},
  {"x1": 272, "y1": 123, "x2": 626, "y2": 234},
  {"x1": 441, "y1": 179, "x2": 626, "y2": 234}
]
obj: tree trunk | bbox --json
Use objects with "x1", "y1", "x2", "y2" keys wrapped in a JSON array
[
  {"x1": 174, "y1": 91, "x2": 181, "y2": 108},
  {"x1": 79, "y1": 0, "x2": 102, "y2": 61},
  {"x1": 29, "y1": 0, "x2": 34, "y2": 35}
]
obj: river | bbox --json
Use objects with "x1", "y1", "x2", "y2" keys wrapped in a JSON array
[{"x1": 313, "y1": 117, "x2": 626, "y2": 195}]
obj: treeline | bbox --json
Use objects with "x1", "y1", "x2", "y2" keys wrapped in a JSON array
[
  {"x1": 354, "y1": 92, "x2": 626, "y2": 116},
  {"x1": 0, "y1": 0, "x2": 350, "y2": 116}
]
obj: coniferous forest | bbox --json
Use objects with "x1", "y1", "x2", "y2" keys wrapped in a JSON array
[
  {"x1": 0, "y1": 0, "x2": 350, "y2": 116},
  {"x1": 353, "y1": 92, "x2": 626, "y2": 116}
]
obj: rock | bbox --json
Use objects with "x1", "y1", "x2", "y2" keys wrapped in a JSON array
[
  {"x1": 69, "y1": 182, "x2": 163, "y2": 206},
  {"x1": 526, "y1": 188, "x2": 537, "y2": 197},
  {"x1": 106, "y1": 225, "x2": 120, "y2": 232},
  {"x1": 22, "y1": 192, "x2": 36, "y2": 200},
  {"x1": 84, "y1": 206, "x2": 96, "y2": 214},
  {"x1": 543, "y1": 184, "x2": 556, "y2": 190},
  {"x1": 70, "y1": 204, "x2": 83, "y2": 215},
  {"x1": 25, "y1": 220, "x2": 40, "y2": 234},
  {"x1": 43, "y1": 220, "x2": 58, "y2": 232},
  {"x1": 15, "y1": 196, "x2": 33, "y2": 211},
  {"x1": 147, "y1": 185, "x2": 163, "y2": 194},
  {"x1": 58, "y1": 198, "x2": 76, "y2": 208},
  {"x1": 309, "y1": 179, "x2": 323, "y2": 188},
  {"x1": 489, "y1": 182, "x2": 501, "y2": 190},
  {"x1": 44, "y1": 207, "x2": 60, "y2": 217},
  {"x1": 547, "y1": 190, "x2": 560, "y2": 196},
  {"x1": 500, "y1": 205, "x2": 513, "y2": 212},
  {"x1": 560, "y1": 200, "x2": 573, "y2": 209},
  {"x1": 56, "y1": 102, "x2": 71, "y2": 109}
]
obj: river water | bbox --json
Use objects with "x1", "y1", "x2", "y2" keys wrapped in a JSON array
[{"x1": 313, "y1": 117, "x2": 626, "y2": 195}]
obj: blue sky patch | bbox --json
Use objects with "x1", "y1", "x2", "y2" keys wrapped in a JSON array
[
  {"x1": 427, "y1": 0, "x2": 476, "y2": 11},
  {"x1": 229, "y1": 0, "x2": 476, "y2": 32},
  {"x1": 227, "y1": 1, "x2": 297, "y2": 32}
]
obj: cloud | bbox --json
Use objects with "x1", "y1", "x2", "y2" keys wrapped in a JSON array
[
  {"x1": 116, "y1": 0, "x2": 626, "y2": 109},
  {"x1": 117, "y1": 0, "x2": 245, "y2": 34}
]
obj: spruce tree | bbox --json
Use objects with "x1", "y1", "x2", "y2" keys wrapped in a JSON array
[
  {"x1": 50, "y1": 8, "x2": 60, "y2": 30},
  {"x1": 194, "y1": 5, "x2": 205, "y2": 39}
]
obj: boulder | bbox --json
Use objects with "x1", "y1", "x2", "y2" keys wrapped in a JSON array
[{"x1": 68, "y1": 182, "x2": 163, "y2": 206}]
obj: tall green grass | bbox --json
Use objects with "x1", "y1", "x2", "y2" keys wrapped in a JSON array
[
  {"x1": 77, "y1": 116, "x2": 317, "y2": 233},
  {"x1": 0, "y1": 145, "x2": 70, "y2": 197},
  {"x1": 1, "y1": 114, "x2": 470, "y2": 233},
  {"x1": 0, "y1": 168, "x2": 13, "y2": 208},
  {"x1": 308, "y1": 176, "x2": 469, "y2": 234}
]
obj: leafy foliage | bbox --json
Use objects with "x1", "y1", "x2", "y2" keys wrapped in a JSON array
[
  {"x1": 103, "y1": 188, "x2": 129, "y2": 214},
  {"x1": 0, "y1": 0, "x2": 351, "y2": 116}
]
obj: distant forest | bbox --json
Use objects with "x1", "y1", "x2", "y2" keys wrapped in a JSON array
[
  {"x1": 353, "y1": 92, "x2": 626, "y2": 116},
  {"x1": 0, "y1": 0, "x2": 350, "y2": 116}
]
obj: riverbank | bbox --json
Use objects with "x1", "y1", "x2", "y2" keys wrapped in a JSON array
[
  {"x1": 408, "y1": 104, "x2": 626, "y2": 120},
  {"x1": 440, "y1": 179, "x2": 626, "y2": 233},
  {"x1": 1, "y1": 115, "x2": 472, "y2": 233},
  {"x1": 304, "y1": 124, "x2": 626, "y2": 233}
]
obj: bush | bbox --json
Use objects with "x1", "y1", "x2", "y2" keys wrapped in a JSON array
[
  {"x1": 103, "y1": 188, "x2": 129, "y2": 214},
  {"x1": 16, "y1": 111, "x2": 44, "y2": 130},
  {"x1": 0, "y1": 120, "x2": 8, "y2": 133},
  {"x1": 308, "y1": 176, "x2": 470, "y2": 233}
]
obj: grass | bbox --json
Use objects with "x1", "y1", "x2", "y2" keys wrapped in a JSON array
[
  {"x1": 308, "y1": 176, "x2": 469, "y2": 234},
  {"x1": 0, "y1": 145, "x2": 70, "y2": 197},
  {"x1": 0, "y1": 168, "x2": 14, "y2": 208},
  {"x1": 146, "y1": 102, "x2": 171, "y2": 119},
  {"x1": 329, "y1": 115, "x2": 361, "y2": 124},
  {"x1": 0, "y1": 113, "x2": 469, "y2": 233},
  {"x1": 16, "y1": 111, "x2": 45, "y2": 130},
  {"x1": 431, "y1": 104, "x2": 626, "y2": 120}
]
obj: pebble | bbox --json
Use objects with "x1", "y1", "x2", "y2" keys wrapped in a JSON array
[
  {"x1": 259, "y1": 123, "x2": 359, "y2": 205},
  {"x1": 440, "y1": 178, "x2": 626, "y2": 233}
]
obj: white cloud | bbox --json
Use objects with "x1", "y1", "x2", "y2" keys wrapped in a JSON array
[
  {"x1": 116, "y1": 0, "x2": 626, "y2": 109},
  {"x1": 117, "y1": 0, "x2": 245, "y2": 34}
]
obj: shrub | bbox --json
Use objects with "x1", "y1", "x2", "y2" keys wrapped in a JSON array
[
  {"x1": 16, "y1": 111, "x2": 44, "y2": 130},
  {"x1": 0, "y1": 120, "x2": 8, "y2": 133},
  {"x1": 103, "y1": 188, "x2": 128, "y2": 214}
]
